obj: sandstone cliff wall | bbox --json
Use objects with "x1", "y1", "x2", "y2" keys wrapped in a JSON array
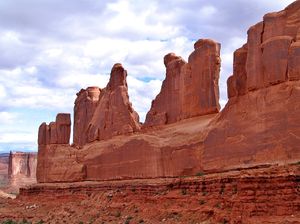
[
  {"x1": 36, "y1": 1, "x2": 300, "y2": 183},
  {"x1": 203, "y1": 0, "x2": 300, "y2": 171},
  {"x1": 0, "y1": 154, "x2": 9, "y2": 187}
]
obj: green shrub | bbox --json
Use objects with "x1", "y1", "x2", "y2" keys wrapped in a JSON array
[
  {"x1": 36, "y1": 221, "x2": 44, "y2": 224},
  {"x1": 196, "y1": 171, "x2": 205, "y2": 177},
  {"x1": 115, "y1": 211, "x2": 121, "y2": 218},
  {"x1": 2, "y1": 220, "x2": 17, "y2": 224},
  {"x1": 124, "y1": 216, "x2": 133, "y2": 224},
  {"x1": 215, "y1": 203, "x2": 222, "y2": 209},
  {"x1": 232, "y1": 185, "x2": 238, "y2": 194},
  {"x1": 219, "y1": 184, "x2": 225, "y2": 195},
  {"x1": 199, "y1": 199, "x2": 206, "y2": 205},
  {"x1": 221, "y1": 218, "x2": 229, "y2": 224},
  {"x1": 20, "y1": 219, "x2": 31, "y2": 224}
]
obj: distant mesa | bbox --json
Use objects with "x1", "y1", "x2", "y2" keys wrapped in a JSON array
[{"x1": 0, "y1": 151, "x2": 37, "y2": 193}]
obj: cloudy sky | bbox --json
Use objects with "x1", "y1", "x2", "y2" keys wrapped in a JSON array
[{"x1": 0, "y1": 0, "x2": 295, "y2": 152}]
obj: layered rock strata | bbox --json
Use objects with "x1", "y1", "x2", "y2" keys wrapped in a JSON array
[
  {"x1": 16, "y1": 164, "x2": 300, "y2": 224},
  {"x1": 144, "y1": 39, "x2": 221, "y2": 127}
]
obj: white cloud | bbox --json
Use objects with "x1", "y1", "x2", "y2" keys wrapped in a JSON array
[
  {"x1": 0, "y1": 84, "x2": 6, "y2": 99},
  {"x1": 57, "y1": 73, "x2": 110, "y2": 89},
  {"x1": 104, "y1": 0, "x2": 180, "y2": 39},
  {"x1": 0, "y1": 132, "x2": 35, "y2": 144},
  {"x1": 200, "y1": 5, "x2": 217, "y2": 18},
  {"x1": 0, "y1": 112, "x2": 18, "y2": 124},
  {"x1": 127, "y1": 76, "x2": 162, "y2": 121}
]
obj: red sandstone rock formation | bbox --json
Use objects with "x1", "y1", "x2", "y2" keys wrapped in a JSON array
[
  {"x1": 72, "y1": 64, "x2": 140, "y2": 147},
  {"x1": 144, "y1": 39, "x2": 221, "y2": 127},
  {"x1": 35, "y1": 1, "x2": 300, "y2": 183},
  {"x1": 37, "y1": 64, "x2": 141, "y2": 182},
  {"x1": 7, "y1": 152, "x2": 37, "y2": 192},
  {"x1": 38, "y1": 113, "x2": 71, "y2": 145},
  {"x1": 86, "y1": 63, "x2": 141, "y2": 142},
  {"x1": 37, "y1": 113, "x2": 73, "y2": 183},
  {"x1": 4, "y1": 164, "x2": 299, "y2": 223},
  {"x1": 228, "y1": 0, "x2": 300, "y2": 96},
  {"x1": 73, "y1": 87, "x2": 101, "y2": 146},
  {"x1": 0, "y1": 154, "x2": 9, "y2": 187},
  {"x1": 205, "y1": 0, "x2": 300, "y2": 171}
]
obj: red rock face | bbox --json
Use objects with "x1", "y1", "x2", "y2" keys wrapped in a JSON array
[
  {"x1": 212, "y1": 1, "x2": 300, "y2": 171},
  {"x1": 144, "y1": 39, "x2": 221, "y2": 127},
  {"x1": 38, "y1": 113, "x2": 71, "y2": 145},
  {"x1": 246, "y1": 22, "x2": 264, "y2": 91},
  {"x1": 185, "y1": 39, "x2": 220, "y2": 117},
  {"x1": 73, "y1": 87, "x2": 101, "y2": 147},
  {"x1": 15, "y1": 165, "x2": 299, "y2": 224},
  {"x1": 86, "y1": 63, "x2": 141, "y2": 142},
  {"x1": 229, "y1": 0, "x2": 300, "y2": 97},
  {"x1": 144, "y1": 53, "x2": 187, "y2": 126},
  {"x1": 288, "y1": 41, "x2": 300, "y2": 81},
  {"x1": 205, "y1": 81, "x2": 300, "y2": 172},
  {"x1": 7, "y1": 152, "x2": 37, "y2": 192},
  {"x1": 35, "y1": 1, "x2": 300, "y2": 184},
  {"x1": 0, "y1": 154, "x2": 9, "y2": 187},
  {"x1": 262, "y1": 36, "x2": 292, "y2": 85},
  {"x1": 36, "y1": 145, "x2": 85, "y2": 183},
  {"x1": 37, "y1": 113, "x2": 71, "y2": 182},
  {"x1": 72, "y1": 63, "x2": 140, "y2": 147}
]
